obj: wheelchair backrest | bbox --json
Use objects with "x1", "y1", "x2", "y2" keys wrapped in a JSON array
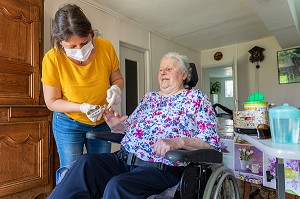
[{"x1": 187, "y1": 63, "x2": 198, "y2": 89}]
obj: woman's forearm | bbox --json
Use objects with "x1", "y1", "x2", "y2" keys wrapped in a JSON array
[
  {"x1": 46, "y1": 98, "x2": 81, "y2": 113},
  {"x1": 179, "y1": 137, "x2": 214, "y2": 151}
]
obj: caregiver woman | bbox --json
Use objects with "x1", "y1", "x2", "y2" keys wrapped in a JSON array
[{"x1": 41, "y1": 4, "x2": 124, "y2": 167}]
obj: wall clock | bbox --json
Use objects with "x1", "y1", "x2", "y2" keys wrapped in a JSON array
[
  {"x1": 214, "y1": 52, "x2": 223, "y2": 61},
  {"x1": 249, "y1": 46, "x2": 265, "y2": 63}
]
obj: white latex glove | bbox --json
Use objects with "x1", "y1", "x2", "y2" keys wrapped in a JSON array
[
  {"x1": 80, "y1": 103, "x2": 103, "y2": 122},
  {"x1": 106, "y1": 85, "x2": 122, "y2": 108}
]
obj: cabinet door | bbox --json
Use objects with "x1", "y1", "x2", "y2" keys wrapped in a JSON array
[
  {"x1": 0, "y1": 106, "x2": 51, "y2": 198},
  {"x1": 0, "y1": 0, "x2": 41, "y2": 105}
]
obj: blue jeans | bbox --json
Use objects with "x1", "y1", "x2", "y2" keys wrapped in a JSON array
[{"x1": 52, "y1": 112, "x2": 112, "y2": 167}]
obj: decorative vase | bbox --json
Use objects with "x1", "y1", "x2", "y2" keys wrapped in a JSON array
[{"x1": 240, "y1": 160, "x2": 249, "y2": 170}]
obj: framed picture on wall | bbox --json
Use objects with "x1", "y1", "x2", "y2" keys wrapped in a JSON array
[{"x1": 277, "y1": 47, "x2": 300, "y2": 84}]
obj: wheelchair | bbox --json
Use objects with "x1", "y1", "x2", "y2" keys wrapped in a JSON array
[{"x1": 86, "y1": 132, "x2": 239, "y2": 199}]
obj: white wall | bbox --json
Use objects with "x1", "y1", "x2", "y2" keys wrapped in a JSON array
[
  {"x1": 200, "y1": 37, "x2": 300, "y2": 109},
  {"x1": 237, "y1": 36, "x2": 300, "y2": 109}
]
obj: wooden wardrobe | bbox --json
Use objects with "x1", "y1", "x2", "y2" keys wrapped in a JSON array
[{"x1": 0, "y1": 0, "x2": 53, "y2": 198}]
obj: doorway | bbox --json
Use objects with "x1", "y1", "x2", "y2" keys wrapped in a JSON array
[
  {"x1": 203, "y1": 66, "x2": 234, "y2": 114},
  {"x1": 119, "y1": 43, "x2": 146, "y2": 116}
]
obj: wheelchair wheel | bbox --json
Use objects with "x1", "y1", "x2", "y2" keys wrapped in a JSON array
[{"x1": 202, "y1": 166, "x2": 239, "y2": 199}]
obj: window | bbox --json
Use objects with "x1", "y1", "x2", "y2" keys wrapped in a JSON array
[{"x1": 225, "y1": 80, "x2": 233, "y2": 97}]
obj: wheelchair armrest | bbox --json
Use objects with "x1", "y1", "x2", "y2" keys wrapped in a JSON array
[
  {"x1": 86, "y1": 132, "x2": 222, "y2": 164},
  {"x1": 165, "y1": 149, "x2": 222, "y2": 164},
  {"x1": 86, "y1": 132, "x2": 125, "y2": 143}
]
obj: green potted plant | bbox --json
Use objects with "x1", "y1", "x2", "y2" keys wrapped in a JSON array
[{"x1": 210, "y1": 81, "x2": 221, "y2": 94}]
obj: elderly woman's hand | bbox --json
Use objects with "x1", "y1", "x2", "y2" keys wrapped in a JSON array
[
  {"x1": 102, "y1": 104, "x2": 128, "y2": 133},
  {"x1": 151, "y1": 138, "x2": 183, "y2": 157}
]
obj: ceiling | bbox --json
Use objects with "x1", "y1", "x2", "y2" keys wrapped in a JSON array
[{"x1": 83, "y1": 0, "x2": 300, "y2": 52}]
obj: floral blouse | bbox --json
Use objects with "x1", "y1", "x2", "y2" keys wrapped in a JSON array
[{"x1": 121, "y1": 89, "x2": 220, "y2": 166}]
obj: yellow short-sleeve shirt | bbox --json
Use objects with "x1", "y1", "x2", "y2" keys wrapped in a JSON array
[{"x1": 41, "y1": 38, "x2": 119, "y2": 125}]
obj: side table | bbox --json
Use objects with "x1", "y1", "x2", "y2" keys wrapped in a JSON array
[{"x1": 235, "y1": 133, "x2": 300, "y2": 199}]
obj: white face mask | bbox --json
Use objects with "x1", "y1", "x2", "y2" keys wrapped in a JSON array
[{"x1": 64, "y1": 40, "x2": 94, "y2": 62}]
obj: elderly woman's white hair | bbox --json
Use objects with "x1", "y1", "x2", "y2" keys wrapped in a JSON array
[{"x1": 160, "y1": 52, "x2": 192, "y2": 88}]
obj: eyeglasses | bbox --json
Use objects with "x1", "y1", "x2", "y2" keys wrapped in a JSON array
[{"x1": 256, "y1": 124, "x2": 271, "y2": 139}]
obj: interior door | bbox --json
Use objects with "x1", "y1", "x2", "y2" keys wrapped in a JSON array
[{"x1": 120, "y1": 44, "x2": 145, "y2": 116}]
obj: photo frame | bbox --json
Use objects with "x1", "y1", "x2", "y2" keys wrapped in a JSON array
[{"x1": 277, "y1": 47, "x2": 300, "y2": 84}]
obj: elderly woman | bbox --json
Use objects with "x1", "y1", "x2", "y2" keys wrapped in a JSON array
[{"x1": 48, "y1": 52, "x2": 219, "y2": 199}]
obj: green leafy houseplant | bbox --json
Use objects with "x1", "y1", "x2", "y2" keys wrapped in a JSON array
[{"x1": 210, "y1": 81, "x2": 221, "y2": 94}]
